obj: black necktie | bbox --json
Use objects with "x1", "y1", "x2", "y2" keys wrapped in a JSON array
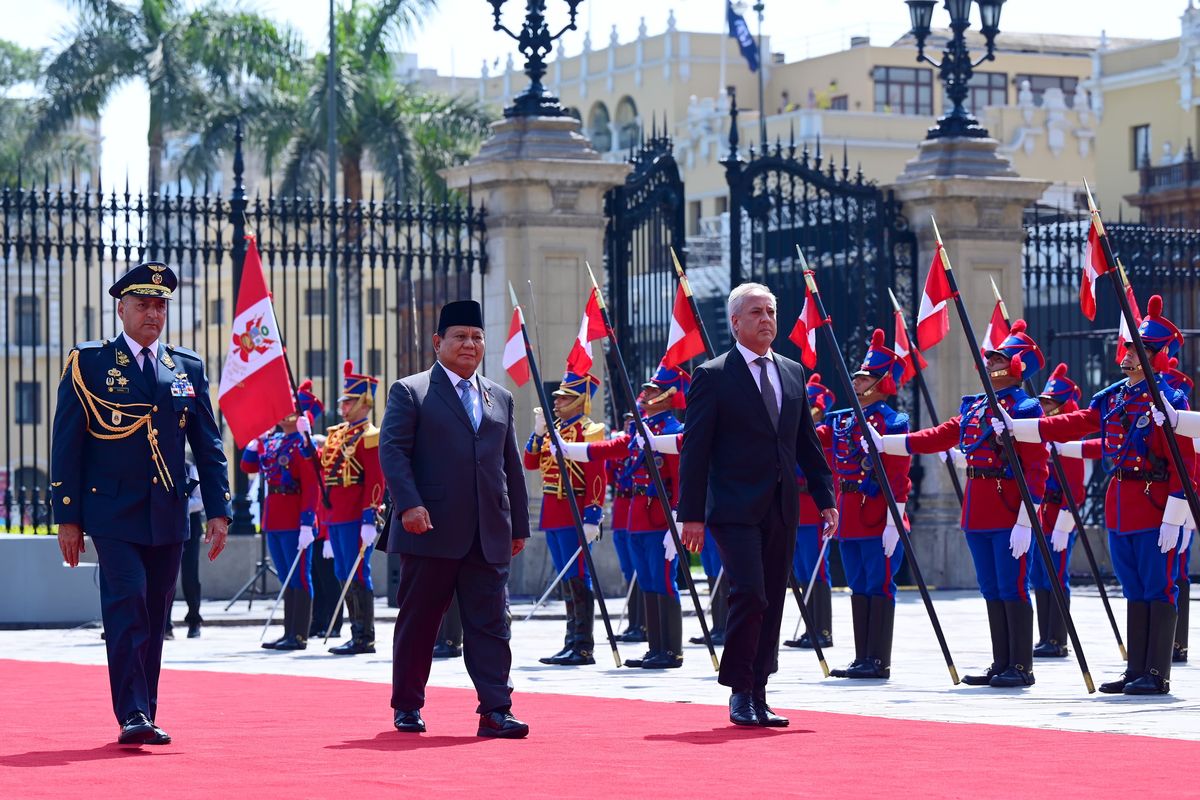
[
  {"x1": 141, "y1": 347, "x2": 157, "y2": 391},
  {"x1": 755, "y1": 356, "x2": 779, "y2": 430}
]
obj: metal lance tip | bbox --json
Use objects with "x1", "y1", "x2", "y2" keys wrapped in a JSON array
[
  {"x1": 950, "y1": 665, "x2": 961, "y2": 685},
  {"x1": 819, "y1": 659, "x2": 830, "y2": 678},
  {"x1": 1085, "y1": 673, "x2": 1096, "y2": 694},
  {"x1": 711, "y1": 652, "x2": 720, "y2": 671},
  {"x1": 612, "y1": 648, "x2": 622, "y2": 669},
  {"x1": 1119, "y1": 644, "x2": 1128, "y2": 661}
]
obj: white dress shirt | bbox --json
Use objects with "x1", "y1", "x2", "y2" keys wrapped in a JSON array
[
  {"x1": 736, "y1": 341, "x2": 782, "y2": 413},
  {"x1": 122, "y1": 332, "x2": 160, "y2": 370},
  {"x1": 437, "y1": 360, "x2": 483, "y2": 420}
]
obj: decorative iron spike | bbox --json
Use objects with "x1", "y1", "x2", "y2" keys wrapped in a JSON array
[{"x1": 841, "y1": 141, "x2": 849, "y2": 180}]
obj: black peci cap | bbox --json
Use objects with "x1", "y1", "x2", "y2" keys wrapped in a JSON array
[{"x1": 437, "y1": 300, "x2": 484, "y2": 334}]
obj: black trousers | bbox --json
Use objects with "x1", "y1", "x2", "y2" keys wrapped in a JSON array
[
  {"x1": 710, "y1": 485, "x2": 793, "y2": 693},
  {"x1": 310, "y1": 543, "x2": 343, "y2": 636},
  {"x1": 391, "y1": 536, "x2": 513, "y2": 714},
  {"x1": 92, "y1": 536, "x2": 184, "y2": 723}
]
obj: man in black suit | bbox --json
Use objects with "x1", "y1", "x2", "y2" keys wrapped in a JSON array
[
  {"x1": 678, "y1": 282, "x2": 837, "y2": 727},
  {"x1": 380, "y1": 300, "x2": 531, "y2": 738}
]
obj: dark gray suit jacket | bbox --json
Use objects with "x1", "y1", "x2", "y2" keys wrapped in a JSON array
[{"x1": 379, "y1": 362, "x2": 531, "y2": 564}]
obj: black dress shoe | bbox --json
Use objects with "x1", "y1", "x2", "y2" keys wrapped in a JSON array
[
  {"x1": 146, "y1": 721, "x2": 172, "y2": 745},
  {"x1": 640, "y1": 651, "x2": 683, "y2": 669},
  {"x1": 329, "y1": 639, "x2": 375, "y2": 655},
  {"x1": 624, "y1": 650, "x2": 654, "y2": 668},
  {"x1": 477, "y1": 710, "x2": 529, "y2": 739},
  {"x1": 989, "y1": 666, "x2": 1035, "y2": 688},
  {"x1": 274, "y1": 636, "x2": 308, "y2": 651},
  {"x1": 752, "y1": 694, "x2": 789, "y2": 727},
  {"x1": 1124, "y1": 672, "x2": 1170, "y2": 695},
  {"x1": 554, "y1": 648, "x2": 595, "y2": 666},
  {"x1": 1099, "y1": 672, "x2": 1136, "y2": 694},
  {"x1": 830, "y1": 658, "x2": 867, "y2": 678},
  {"x1": 538, "y1": 646, "x2": 572, "y2": 665},
  {"x1": 961, "y1": 667, "x2": 1000, "y2": 686},
  {"x1": 118, "y1": 712, "x2": 158, "y2": 745},
  {"x1": 690, "y1": 630, "x2": 726, "y2": 646},
  {"x1": 1033, "y1": 640, "x2": 1067, "y2": 658},
  {"x1": 432, "y1": 642, "x2": 462, "y2": 659},
  {"x1": 393, "y1": 709, "x2": 426, "y2": 733},
  {"x1": 619, "y1": 628, "x2": 647, "y2": 643},
  {"x1": 261, "y1": 636, "x2": 286, "y2": 650},
  {"x1": 844, "y1": 659, "x2": 889, "y2": 680},
  {"x1": 784, "y1": 632, "x2": 812, "y2": 649},
  {"x1": 186, "y1": 623, "x2": 201, "y2": 639},
  {"x1": 729, "y1": 692, "x2": 758, "y2": 726}
]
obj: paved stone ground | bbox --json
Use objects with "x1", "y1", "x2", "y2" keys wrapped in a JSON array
[{"x1": 6, "y1": 587, "x2": 1197, "y2": 740}]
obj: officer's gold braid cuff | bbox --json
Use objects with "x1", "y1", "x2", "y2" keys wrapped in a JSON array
[{"x1": 65, "y1": 350, "x2": 175, "y2": 491}]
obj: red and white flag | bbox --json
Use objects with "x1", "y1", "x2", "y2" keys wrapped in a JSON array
[
  {"x1": 894, "y1": 309, "x2": 926, "y2": 386},
  {"x1": 218, "y1": 235, "x2": 296, "y2": 446},
  {"x1": 788, "y1": 284, "x2": 826, "y2": 369},
  {"x1": 1080, "y1": 219, "x2": 1112, "y2": 321},
  {"x1": 565, "y1": 288, "x2": 607, "y2": 375},
  {"x1": 982, "y1": 301, "x2": 1010, "y2": 355},
  {"x1": 502, "y1": 306, "x2": 531, "y2": 386},
  {"x1": 663, "y1": 284, "x2": 706, "y2": 367},
  {"x1": 1114, "y1": 282, "x2": 1141, "y2": 364},
  {"x1": 916, "y1": 245, "x2": 953, "y2": 352}
]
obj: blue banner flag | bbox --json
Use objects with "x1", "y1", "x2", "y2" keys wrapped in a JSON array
[{"x1": 726, "y1": 2, "x2": 759, "y2": 72}]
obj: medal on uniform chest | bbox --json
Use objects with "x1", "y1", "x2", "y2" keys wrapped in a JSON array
[
  {"x1": 162, "y1": 352, "x2": 176, "y2": 369},
  {"x1": 116, "y1": 350, "x2": 130, "y2": 367},
  {"x1": 342, "y1": 444, "x2": 355, "y2": 459},
  {"x1": 179, "y1": 413, "x2": 186, "y2": 428},
  {"x1": 279, "y1": 454, "x2": 290, "y2": 467},
  {"x1": 1136, "y1": 415, "x2": 1150, "y2": 429},
  {"x1": 112, "y1": 410, "x2": 122, "y2": 425}
]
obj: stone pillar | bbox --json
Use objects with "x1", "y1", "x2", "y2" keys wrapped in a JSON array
[
  {"x1": 444, "y1": 116, "x2": 629, "y2": 597},
  {"x1": 889, "y1": 138, "x2": 1049, "y2": 589}
]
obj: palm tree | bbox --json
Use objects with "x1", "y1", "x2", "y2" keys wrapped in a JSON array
[{"x1": 30, "y1": 0, "x2": 303, "y2": 190}]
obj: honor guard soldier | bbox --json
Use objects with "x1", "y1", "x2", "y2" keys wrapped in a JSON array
[
  {"x1": 322, "y1": 360, "x2": 385, "y2": 655},
  {"x1": 1163, "y1": 359, "x2": 1195, "y2": 664},
  {"x1": 1007, "y1": 297, "x2": 1194, "y2": 695},
  {"x1": 51, "y1": 261, "x2": 232, "y2": 745},
  {"x1": 241, "y1": 380, "x2": 323, "y2": 651},
  {"x1": 786, "y1": 372, "x2": 838, "y2": 649},
  {"x1": 828, "y1": 331, "x2": 910, "y2": 679},
  {"x1": 1028, "y1": 364, "x2": 1085, "y2": 659},
  {"x1": 559, "y1": 360, "x2": 689, "y2": 669},
  {"x1": 609, "y1": 413, "x2": 647, "y2": 643},
  {"x1": 876, "y1": 320, "x2": 1048, "y2": 688},
  {"x1": 525, "y1": 371, "x2": 607, "y2": 666}
]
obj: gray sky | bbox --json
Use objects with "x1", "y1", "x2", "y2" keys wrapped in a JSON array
[{"x1": 4, "y1": 0, "x2": 1189, "y2": 193}]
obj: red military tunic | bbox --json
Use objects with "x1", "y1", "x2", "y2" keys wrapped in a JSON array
[
  {"x1": 798, "y1": 423, "x2": 835, "y2": 526},
  {"x1": 241, "y1": 431, "x2": 320, "y2": 531},
  {"x1": 586, "y1": 411, "x2": 682, "y2": 533},
  {"x1": 906, "y1": 386, "x2": 1048, "y2": 533},
  {"x1": 525, "y1": 416, "x2": 607, "y2": 529},
  {"x1": 1038, "y1": 443, "x2": 1086, "y2": 535},
  {"x1": 319, "y1": 418, "x2": 384, "y2": 526},
  {"x1": 829, "y1": 403, "x2": 911, "y2": 538}
]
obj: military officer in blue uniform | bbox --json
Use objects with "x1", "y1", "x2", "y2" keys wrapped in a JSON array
[{"x1": 52, "y1": 261, "x2": 232, "y2": 745}]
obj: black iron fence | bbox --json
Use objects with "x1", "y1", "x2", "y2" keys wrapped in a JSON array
[{"x1": 0, "y1": 126, "x2": 486, "y2": 530}]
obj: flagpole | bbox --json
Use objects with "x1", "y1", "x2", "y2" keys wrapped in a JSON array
[
  {"x1": 670, "y1": 247, "x2": 716, "y2": 358},
  {"x1": 719, "y1": 0, "x2": 728, "y2": 103},
  {"x1": 930, "y1": 218, "x2": 1094, "y2": 693},
  {"x1": 989, "y1": 281, "x2": 1126, "y2": 659},
  {"x1": 887, "y1": 287, "x2": 964, "y2": 506},
  {"x1": 800, "y1": 252, "x2": 959, "y2": 685},
  {"x1": 510, "y1": 283, "x2": 623, "y2": 668}
]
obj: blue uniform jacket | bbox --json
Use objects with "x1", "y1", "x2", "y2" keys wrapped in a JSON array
[{"x1": 50, "y1": 336, "x2": 233, "y2": 546}]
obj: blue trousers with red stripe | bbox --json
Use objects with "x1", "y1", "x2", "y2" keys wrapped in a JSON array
[
  {"x1": 1028, "y1": 532, "x2": 1075, "y2": 598},
  {"x1": 1109, "y1": 529, "x2": 1178, "y2": 605},
  {"x1": 630, "y1": 529, "x2": 678, "y2": 603},
  {"x1": 1179, "y1": 531, "x2": 1193, "y2": 587},
  {"x1": 328, "y1": 521, "x2": 373, "y2": 591},
  {"x1": 611, "y1": 528, "x2": 635, "y2": 583},
  {"x1": 545, "y1": 527, "x2": 592, "y2": 589},
  {"x1": 965, "y1": 530, "x2": 1029, "y2": 603},
  {"x1": 791, "y1": 524, "x2": 829, "y2": 587},
  {"x1": 700, "y1": 528, "x2": 723, "y2": 579},
  {"x1": 840, "y1": 536, "x2": 903, "y2": 599},
  {"x1": 265, "y1": 529, "x2": 313, "y2": 595}
]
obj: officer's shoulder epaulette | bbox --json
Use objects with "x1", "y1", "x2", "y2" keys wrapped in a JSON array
[
  {"x1": 362, "y1": 424, "x2": 380, "y2": 448},
  {"x1": 583, "y1": 421, "x2": 606, "y2": 441},
  {"x1": 884, "y1": 408, "x2": 910, "y2": 434},
  {"x1": 1010, "y1": 395, "x2": 1041, "y2": 418},
  {"x1": 75, "y1": 339, "x2": 107, "y2": 351},
  {"x1": 326, "y1": 421, "x2": 347, "y2": 434},
  {"x1": 164, "y1": 343, "x2": 203, "y2": 363},
  {"x1": 826, "y1": 408, "x2": 852, "y2": 422}
]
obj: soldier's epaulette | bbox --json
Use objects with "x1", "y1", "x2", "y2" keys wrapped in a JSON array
[
  {"x1": 959, "y1": 393, "x2": 984, "y2": 415},
  {"x1": 362, "y1": 425, "x2": 380, "y2": 448},
  {"x1": 826, "y1": 408, "x2": 852, "y2": 422},
  {"x1": 164, "y1": 343, "x2": 202, "y2": 363},
  {"x1": 884, "y1": 410, "x2": 910, "y2": 435},
  {"x1": 583, "y1": 421, "x2": 606, "y2": 442},
  {"x1": 76, "y1": 339, "x2": 107, "y2": 351},
  {"x1": 1009, "y1": 395, "x2": 1041, "y2": 419}
]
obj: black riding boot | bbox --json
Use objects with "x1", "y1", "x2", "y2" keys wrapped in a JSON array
[
  {"x1": 831, "y1": 594, "x2": 870, "y2": 678},
  {"x1": 1174, "y1": 579, "x2": 1190, "y2": 663},
  {"x1": 433, "y1": 594, "x2": 463, "y2": 658},
  {"x1": 963, "y1": 600, "x2": 1009, "y2": 685},
  {"x1": 540, "y1": 579, "x2": 578, "y2": 664},
  {"x1": 277, "y1": 588, "x2": 311, "y2": 650},
  {"x1": 627, "y1": 592, "x2": 662, "y2": 667},
  {"x1": 1125, "y1": 601, "x2": 1178, "y2": 695},
  {"x1": 621, "y1": 583, "x2": 647, "y2": 642},
  {"x1": 814, "y1": 582, "x2": 834, "y2": 648},
  {"x1": 329, "y1": 583, "x2": 362, "y2": 654},
  {"x1": 643, "y1": 599, "x2": 683, "y2": 669},
  {"x1": 263, "y1": 587, "x2": 294, "y2": 650},
  {"x1": 1101, "y1": 601, "x2": 1150, "y2": 693},
  {"x1": 990, "y1": 601, "x2": 1035, "y2": 687},
  {"x1": 1034, "y1": 589, "x2": 1069, "y2": 658},
  {"x1": 558, "y1": 579, "x2": 596, "y2": 666}
]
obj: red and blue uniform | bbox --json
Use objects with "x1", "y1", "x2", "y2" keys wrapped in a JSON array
[
  {"x1": 607, "y1": 418, "x2": 638, "y2": 584},
  {"x1": 793, "y1": 373, "x2": 836, "y2": 589},
  {"x1": 1031, "y1": 363, "x2": 1086, "y2": 600},
  {"x1": 241, "y1": 431, "x2": 319, "y2": 593}
]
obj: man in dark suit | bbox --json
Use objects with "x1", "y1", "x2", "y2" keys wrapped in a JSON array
[
  {"x1": 380, "y1": 299, "x2": 531, "y2": 738},
  {"x1": 51, "y1": 261, "x2": 232, "y2": 745},
  {"x1": 678, "y1": 282, "x2": 838, "y2": 727}
]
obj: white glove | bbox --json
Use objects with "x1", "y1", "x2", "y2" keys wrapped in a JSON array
[
  {"x1": 1057, "y1": 441, "x2": 1084, "y2": 458},
  {"x1": 881, "y1": 524, "x2": 900, "y2": 558},
  {"x1": 322, "y1": 539, "x2": 334, "y2": 559},
  {"x1": 663, "y1": 530, "x2": 678, "y2": 561},
  {"x1": 1051, "y1": 507, "x2": 1074, "y2": 552},
  {"x1": 864, "y1": 422, "x2": 884, "y2": 452},
  {"x1": 948, "y1": 448, "x2": 966, "y2": 468},
  {"x1": 1009, "y1": 525, "x2": 1032, "y2": 559},
  {"x1": 533, "y1": 406, "x2": 547, "y2": 436},
  {"x1": 1170, "y1": 408, "x2": 1200, "y2": 436},
  {"x1": 1159, "y1": 495, "x2": 1189, "y2": 553},
  {"x1": 990, "y1": 405, "x2": 1014, "y2": 437},
  {"x1": 296, "y1": 415, "x2": 311, "y2": 436},
  {"x1": 557, "y1": 440, "x2": 591, "y2": 462},
  {"x1": 360, "y1": 523, "x2": 376, "y2": 547},
  {"x1": 584, "y1": 522, "x2": 602, "y2": 543},
  {"x1": 246, "y1": 438, "x2": 260, "y2": 453},
  {"x1": 1151, "y1": 404, "x2": 1180, "y2": 429},
  {"x1": 630, "y1": 430, "x2": 645, "y2": 450},
  {"x1": 298, "y1": 525, "x2": 315, "y2": 550}
]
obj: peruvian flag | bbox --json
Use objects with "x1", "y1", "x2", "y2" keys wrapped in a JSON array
[
  {"x1": 917, "y1": 245, "x2": 953, "y2": 352},
  {"x1": 788, "y1": 284, "x2": 826, "y2": 369},
  {"x1": 982, "y1": 301, "x2": 1010, "y2": 355},
  {"x1": 502, "y1": 306, "x2": 531, "y2": 386},
  {"x1": 663, "y1": 284, "x2": 706, "y2": 367},
  {"x1": 1114, "y1": 282, "x2": 1142, "y2": 364},
  {"x1": 1080, "y1": 219, "x2": 1112, "y2": 321},
  {"x1": 565, "y1": 288, "x2": 607, "y2": 375},
  {"x1": 894, "y1": 309, "x2": 926, "y2": 386},
  {"x1": 219, "y1": 235, "x2": 296, "y2": 446}
]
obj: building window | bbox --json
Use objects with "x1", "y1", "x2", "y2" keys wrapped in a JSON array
[
  {"x1": 16, "y1": 382, "x2": 39, "y2": 425},
  {"x1": 829, "y1": 94, "x2": 849, "y2": 111},
  {"x1": 305, "y1": 288, "x2": 325, "y2": 316},
  {"x1": 367, "y1": 348, "x2": 383, "y2": 377},
  {"x1": 1132, "y1": 124, "x2": 1151, "y2": 169},
  {"x1": 1015, "y1": 74, "x2": 1080, "y2": 108},
  {"x1": 367, "y1": 288, "x2": 383, "y2": 316},
  {"x1": 688, "y1": 201, "x2": 702, "y2": 237},
  {"x1": 715, "y1": 196, "x2": 728, "y2": 217},
  {"x1": 305, "y1": 350, "x2": 326, "y2": 377},
  {"x1": 615, "y1": 97, "x2": 639, "y2": 151},
  {"x1": 957, "y1": 71, "x2": 1007, "y2": 113},
  {"x1": 588, "y1": 102, "x2": 612, "y2": 153},
  {"x1": 13, "y1": 295, "x2": 41, "y2": 347},
  {"x1": 873, "y1": 66, "x2": 933, "y2": 116},
  {"x1": 209, "y1": 298, "x2": 225, "y2": 326}
]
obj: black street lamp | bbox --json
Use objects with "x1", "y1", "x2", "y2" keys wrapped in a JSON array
[
  {"x1": 488, "y1": 0, "x2": 583, "y2": 118},
  {"x1": 905, "y1": 0, "x2": 1006, "y2": 139}
]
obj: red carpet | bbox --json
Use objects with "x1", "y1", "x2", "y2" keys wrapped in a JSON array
[{"x1": 0, "y1": 659, "x2": 1196, "y2": 799}]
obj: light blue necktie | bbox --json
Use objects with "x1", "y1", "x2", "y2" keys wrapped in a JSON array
[{"x1": 458, "y1": 378, "x2": 481, "y2": 431}]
